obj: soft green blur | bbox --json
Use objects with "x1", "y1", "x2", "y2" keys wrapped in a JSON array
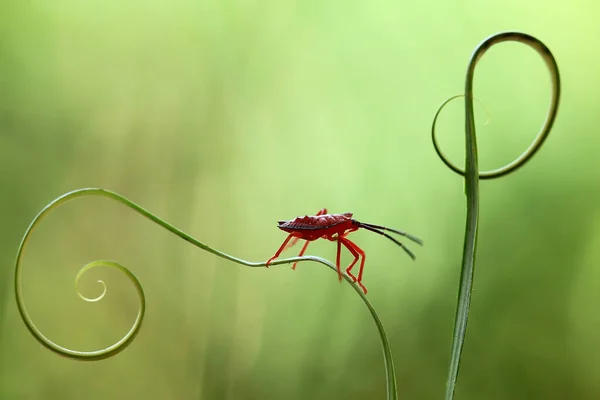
[{"x1": 1, "y1": 1, "x2": 599, "y2": 399}]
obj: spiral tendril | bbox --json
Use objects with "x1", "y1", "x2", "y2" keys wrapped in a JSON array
[{"x1": 14, "y1": 187, "x2": 397, "y2": 399}]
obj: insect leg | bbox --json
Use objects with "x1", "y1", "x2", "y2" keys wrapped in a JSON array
[
  {"x1": 266, "y1": 234, "x2": 294, "y2": 267},
  {"x1": 316, "y1": 208, "x2": 328, "y2": 216},
  {"x1": 292, "y1": 240, "x2": 311, "y2": 270},
  {"x1": 335, "y1": 239, "x2": 344, "y2": 282},
  {"x1": 339, "y1": 237, "x2": 360, "y2": 284},
  {"x1": 284, "y1": 236, "x2": 301, "y2": 251},
  {"x1": 345, "y1": 239, "x2": 367, "y2": 294}
]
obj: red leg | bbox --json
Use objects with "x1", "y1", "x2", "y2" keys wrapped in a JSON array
[
  {"x1": 339, "y1": 237, "x2": 359, "y2": 282},
  {"x1": 349, "y1": 240, "x2": 367, "y2": 294},
  {"x1": 292, "y1": 240, "x2": 311, "y2": 270},
  {"x1": 340, "y1": 237, "x2": 367, "y2": 294},
  {"x1": 284, "y1": 236, "x2": 301, "y2": 250},
  {"x1": 266, "y1": 234, "x2": 294, "y2": 267},
  {"x1": 335, "y1": 239, "x2": 344, "y2": 282}
]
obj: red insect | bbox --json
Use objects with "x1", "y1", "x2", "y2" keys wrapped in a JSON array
[{"x1": 265, "y1": 209, "x2": 422, "y2": 294}]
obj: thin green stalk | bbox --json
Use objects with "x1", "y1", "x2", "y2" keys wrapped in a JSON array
[
  {"x1": 13, "y1": 187, "x2": 397, "y2": 399},
  {"x1": 432, "y1": 32, "x2": 561, "y2": 399}
]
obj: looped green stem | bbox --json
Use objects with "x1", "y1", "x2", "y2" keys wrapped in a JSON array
[
  {"x1": 14, "y1": 188, "x2": 397, "y2": 399},
  {"x1": 431, "y1": 32, "x2": 561, "y2": 400},
  {"x1": 432, "y1": 32, "x2": 561, "y2": 179}
]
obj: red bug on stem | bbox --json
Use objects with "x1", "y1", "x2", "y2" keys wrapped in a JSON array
[{"x1": 265, "y1": 209, "x2": 423, "y2": 294}]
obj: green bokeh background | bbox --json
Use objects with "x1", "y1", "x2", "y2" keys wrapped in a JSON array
[{"x1": 1, "y1": 1, "x2": 599, "y2": 399}]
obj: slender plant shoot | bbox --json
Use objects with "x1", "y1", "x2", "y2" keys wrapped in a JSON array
[{"x1": 431, "y1": 31, "x2": 561, "y2": 400}]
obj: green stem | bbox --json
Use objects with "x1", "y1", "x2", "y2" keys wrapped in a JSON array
[
  {"x1": 431, "y1": 32, "x2": 561, "y2": 400},
  {"x1": 14, "y1": 187, "x2": 397, "y2": 399}
]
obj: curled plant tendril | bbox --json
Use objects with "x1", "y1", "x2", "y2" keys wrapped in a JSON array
[
  {"x1": 431, "y1": 32, "x2": 561, "y2": 400},
  {"x1": 14, "y1": 188, "x2": 397, "y2": 399},
  {"x1": 433, "y1": 32, "x2": 561, "y2": 179}
]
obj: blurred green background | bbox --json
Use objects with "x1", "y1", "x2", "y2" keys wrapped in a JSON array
[{"x1": 1, "y1": 1, "x2": 599, "y2": 399}]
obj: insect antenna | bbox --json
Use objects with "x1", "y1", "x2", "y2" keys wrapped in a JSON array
[
  {"x1": 359, "y1": 222, "x2": 423, "y2": 245},
  {"x1": 357, "y1": 222, "x2": 423, "y2": 260}
]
